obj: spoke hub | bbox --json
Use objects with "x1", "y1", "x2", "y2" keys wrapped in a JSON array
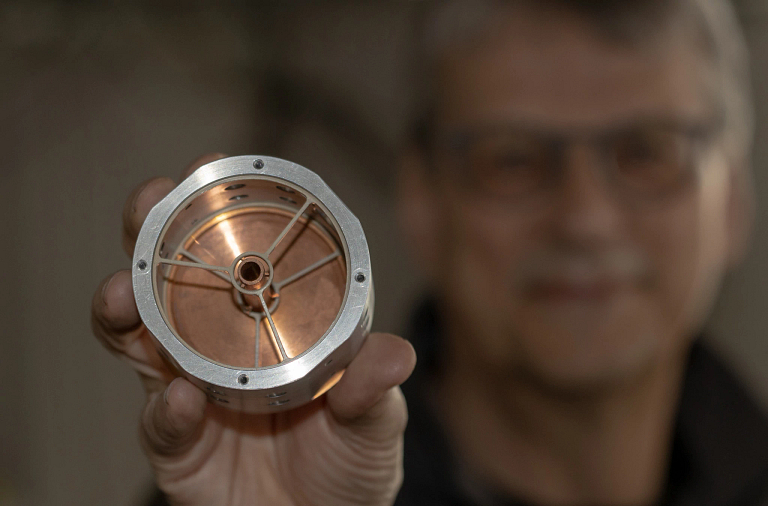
[{"x1": 232, "y1": 252, "x2": 272, "y2": 292}]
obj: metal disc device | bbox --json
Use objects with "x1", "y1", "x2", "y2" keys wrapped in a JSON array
[{"x1": 132, "y1": 156, "x2": 374, "y2": 413}]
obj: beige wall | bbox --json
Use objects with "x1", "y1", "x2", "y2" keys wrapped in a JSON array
[{"x1": 1, "y1": 2, "x2": 766, "y2": 505}]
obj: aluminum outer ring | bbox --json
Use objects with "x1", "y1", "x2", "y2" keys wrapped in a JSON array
[{"x1": 132, "y1": 156, "x2": 372, "y2": 394}]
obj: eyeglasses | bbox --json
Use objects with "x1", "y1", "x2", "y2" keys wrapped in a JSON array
[{"x1": 428, "y1": 118, "x2": 723, "y2": 203}]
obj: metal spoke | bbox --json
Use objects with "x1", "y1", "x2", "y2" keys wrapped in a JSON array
[
  {"x1": 157, "y1": 257, "x2": 230, "y2": 274},
  {"x1": 253, "y1": 314, "x2": 262, "y2": 368},
  {"x1": 274, "y1": 250, "x2": 341, "y2": 290},
  {"x1": 264, "y1": 200, "x2": 311, "y2": 257},
  {"x1": 178, "y1": 249, "x2": 231, "y2": 282},
  {"x1": 259, "y1": 292, "x2": 287, "y2": 361}
]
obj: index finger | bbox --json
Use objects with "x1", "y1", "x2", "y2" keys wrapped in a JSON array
[
  {"x1": 179, "y1": 153, "x2": 228, "y2": 182},
  {"x1": 121, "y1": 153, "x2": 228, "y2": 257},
  {"x1": 122, "y1": 177, "x2": 176, "y2": 257}
]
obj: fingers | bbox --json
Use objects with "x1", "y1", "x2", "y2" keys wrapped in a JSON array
[
  {"x1": 92, "y1": 270, "x2": 172, "y2": 392},
  {"x1": 179, "y1": 153, "x2": 228, "y2": 182},
  {"x1": 327, "y1": 333, "x2": 416, "y2": 431},
  {"x1": 141, "y1": 377, "x2": 208, "y2": 457},
  {"x1": 93, "y1": 270, "x2": 140, "y2": 333},
  {"x1": 121, "y1": 154, "x2": 229, "y2": 257},
  {"x1": 92, "y1": 270, "x2": 143, "y2": 360},
  {"x1": 122, "y1": 177, "x2": 176, "y2": 256}
]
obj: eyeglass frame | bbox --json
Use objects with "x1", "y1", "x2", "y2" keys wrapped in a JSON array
[{"x1": 420, "y1": 114, "x2": 727, "y2": 205}]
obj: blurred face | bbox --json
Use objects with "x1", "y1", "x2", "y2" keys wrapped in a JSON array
[{"x1": 401, "y1": 6, "x2": 748, "y2": 388}]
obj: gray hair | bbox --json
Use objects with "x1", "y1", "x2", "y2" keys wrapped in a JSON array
[{"x1": 414, "y1": 0, "x2": 754, "y2": 164}]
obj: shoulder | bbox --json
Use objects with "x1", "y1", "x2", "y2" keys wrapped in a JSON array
[{"x1": 675, "y1": 341, "x2": 768, "y2": 505}]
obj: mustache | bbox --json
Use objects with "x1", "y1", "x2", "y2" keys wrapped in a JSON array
[{"x1": 514, "y1": 249, "x2": 652, "y2": 285}]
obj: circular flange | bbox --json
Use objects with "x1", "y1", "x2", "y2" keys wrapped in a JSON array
[{"x1": 132, "y1": 156, "x2": 374, "y2": 413}]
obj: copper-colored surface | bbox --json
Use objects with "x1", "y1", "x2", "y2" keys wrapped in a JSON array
[
  {"x1": 163, "y1": 207, "x2": 346, "y2": 368},
  {"x1": 312, "y1": 369, "x2": 346, "y2": 400}
]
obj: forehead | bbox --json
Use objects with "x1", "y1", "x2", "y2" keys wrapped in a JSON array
[{"x1": 435, "y1": 5, "x2": 715, "y2": 129}]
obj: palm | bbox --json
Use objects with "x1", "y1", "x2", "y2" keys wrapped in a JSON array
[{"x1": 150, "y1": 394, "x2": 403, "y2": 506}]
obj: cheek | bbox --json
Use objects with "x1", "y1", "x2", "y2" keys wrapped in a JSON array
[
  {"x1": 438, "y1": 199, "x2": 543, "y2": 355},
  {"x1": 638, "y1": 168, "x2": 731, "y2": 348},
  {"x1": 638, "y1": 197, "x2": 701, "y2": 349},
  {"x1": 457, "y1": 198, "x2": 544, "y2": 270}
]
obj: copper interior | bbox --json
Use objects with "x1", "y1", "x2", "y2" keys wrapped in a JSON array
[{"x1": 155, "y1": 179, "x2": 347, "y2": 369}]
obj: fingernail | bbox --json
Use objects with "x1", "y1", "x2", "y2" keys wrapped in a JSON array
[
  {"x1": 164, "y1": 384, "x2": 171, "y2": 405},
  {"x1": 101, "y1": 276, "x2": 115, "y2": 306}
]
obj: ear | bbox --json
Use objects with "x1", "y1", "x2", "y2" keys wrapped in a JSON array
[
  {"x1": 396, "y1": 147, "x2": 443, "y2": 280},
  {"x1": 726, "y1": 160, "x2": 755, "y2": 268}
]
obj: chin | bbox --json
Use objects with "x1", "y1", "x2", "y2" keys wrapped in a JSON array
[
  {"x1": 503, "y1": 304, "x2": 679, "y2": 393},
  {"x1": 500, "y1": 288, "x2": 672, "y2": 388},
  {"x1": 520, "y1": 332, "x2": 664, "y2": 393}
]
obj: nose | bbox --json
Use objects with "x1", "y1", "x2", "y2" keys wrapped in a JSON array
[{"x1": 551, "y1": 144, "x2": 625, "y2": 246}]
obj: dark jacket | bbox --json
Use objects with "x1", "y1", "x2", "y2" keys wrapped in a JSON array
[{"x1": 396, "y1": 300, "x2": 768, "y2": 506}]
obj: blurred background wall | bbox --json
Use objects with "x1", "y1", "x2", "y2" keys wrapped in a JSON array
[{"x1": 0, "y1": 1, "x2": 766, "y2": 505}]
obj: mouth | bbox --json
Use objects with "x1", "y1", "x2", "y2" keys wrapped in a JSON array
[{"x1": 526, "y1": 277, "x2": 633, "y2": 302}]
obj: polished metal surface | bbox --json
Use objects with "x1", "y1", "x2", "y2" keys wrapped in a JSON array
[{"x1": 132, "y1": 156, "x2": 374, "y2": 412}]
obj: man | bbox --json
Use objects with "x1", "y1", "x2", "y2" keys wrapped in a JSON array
[
  {"x1": 92, "y1": 0, "x2": 768, "y2": 505},
  {"x1": 396, "y1": 0, "x2": 768, "y2": 504}
]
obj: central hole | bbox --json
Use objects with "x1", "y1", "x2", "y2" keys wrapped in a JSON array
[{"x1": 240, "y1": 261, "x2": 262, "y2": 283}]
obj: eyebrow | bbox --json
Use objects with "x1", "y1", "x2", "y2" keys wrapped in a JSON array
[{"x1": 434, "y1": 112, "x2": 724, "y2": 139}]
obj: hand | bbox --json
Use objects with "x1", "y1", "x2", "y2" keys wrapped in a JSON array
[{"x1": 91, "y1": 154, "x2": 417, "y2": 506}]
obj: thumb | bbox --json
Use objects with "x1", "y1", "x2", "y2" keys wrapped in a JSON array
[{"x1": 326, "y1": 333, "x2": 417, "y2": 439}]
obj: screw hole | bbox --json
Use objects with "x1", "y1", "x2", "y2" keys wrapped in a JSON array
[
  {"x1": 138, "y1": 260, "x2": 147, "y2": 270},
  {"x1": 355, "y1": 272, "x2": 366, "y2": 283},
  {"x1": 225, "y1": 183, "x2": 246, "y2": 191},
  {"x1": 253, "y1": 159, "x2": 265, "y2": 170},
  {"x1": 279, "y1": 196, "x2": 298, "y2": 205},
  {"x1": 229, "y1": 194, "x2": 249, "y2": 201},
  {"x1": 324, "y1": 359, "x2": 333, "y2": 367},
  {"x1": 238, "y1": 374, "x2": 248, "y2": 385}
]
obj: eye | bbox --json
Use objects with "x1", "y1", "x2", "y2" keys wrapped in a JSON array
[
  {"x1": 467, "y1": 133, "x2": 555, "y2": 197},
  {"x1": 612, "y1": 129, "x2": 690, "y2": 193},
  {"x1": 474, "y1": 135, "x2": 549, "y2": 170},
  {"x1": 492, "y1": 150, "x2": 539, "y2": 171},
  {"x1": 616, "y1": 133, "x2": 665, "y2": 166}
]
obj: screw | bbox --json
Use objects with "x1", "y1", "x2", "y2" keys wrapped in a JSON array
[
  {"x1": 138, "y1": 260, "x2": 147, "y2": 270},
  {"x1": 253, "y1": 159, "x2": 265, "y2": 169},
  {"x1": 355, "y1": 272, "x2": 365, "y2": 283}
]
